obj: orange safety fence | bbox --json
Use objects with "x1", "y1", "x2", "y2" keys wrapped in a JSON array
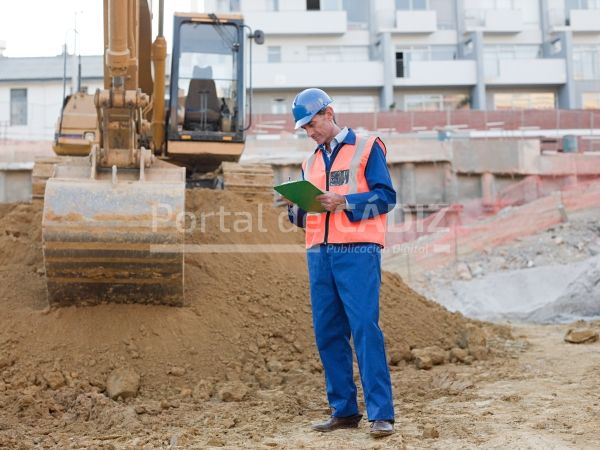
[{"x1": 384, "y1": 178, "x2": 600, "y2": 277}]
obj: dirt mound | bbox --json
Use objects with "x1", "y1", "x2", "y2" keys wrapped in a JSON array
[{"x1": 0, "y1": 190, "x2": 501, "y2": 448}]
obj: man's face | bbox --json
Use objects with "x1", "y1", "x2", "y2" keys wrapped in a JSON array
[{"x1": 301, "y1": 108, "x2": 335, "y2": 145}]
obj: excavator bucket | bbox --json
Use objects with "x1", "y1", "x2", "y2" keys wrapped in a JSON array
[{"x1": 42, "y1": 159, "x2": 186, "y2": 306}]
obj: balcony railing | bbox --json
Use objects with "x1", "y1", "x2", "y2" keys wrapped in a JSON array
[
  {"x1": 464, "y1": 9, "x2": 523, "y2": 33},
  {"x1": 395, "y1": 60, "x2": 477, "y2": 86},
  {"x1": 243, "y1": 10, "x2": 347, "y2": 35},
  {"x1": 394, "y1": 10, "x2": 437, "y2": 33},
  {"x1": 484, "y1": 59, "x2": 567, "y2": 85}
]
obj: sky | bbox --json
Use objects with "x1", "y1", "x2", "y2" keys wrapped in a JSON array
[{"x1": 0, "y1": 0, "x2": 205, "y2": 57}]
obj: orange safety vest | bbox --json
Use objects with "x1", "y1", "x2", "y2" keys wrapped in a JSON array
[{"x1": 302, "y1": 134, "x2": 388, "y2": 249}]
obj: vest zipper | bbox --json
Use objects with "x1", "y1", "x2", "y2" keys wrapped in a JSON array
[{"x1": 324, "y1": 167, "x2": 330, "y2": 245}]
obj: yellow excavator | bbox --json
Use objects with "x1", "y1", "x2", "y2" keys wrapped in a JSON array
[{"x1": 38, "y1": 0, "x2": 269, "y2": 306}]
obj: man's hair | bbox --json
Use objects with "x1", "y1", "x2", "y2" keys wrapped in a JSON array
[{"x1": 316, "y1": 106, "x2": 337, "y2": 124}]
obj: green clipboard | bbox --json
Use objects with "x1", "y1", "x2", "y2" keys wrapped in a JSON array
[{"x1": 274, "y1": 180, "x2": 326, "y2": 213}]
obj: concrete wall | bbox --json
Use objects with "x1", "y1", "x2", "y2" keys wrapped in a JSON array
[
  {"x1": 247, "y1": 135, "x2": 600, "y2": 210},
  {"x1": 0, "y1": 163, "x2": 33, "y2": 203}
]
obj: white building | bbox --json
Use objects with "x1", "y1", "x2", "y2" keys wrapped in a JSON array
[
  {"x1": 1, "y1": 0, "x2": 599, "y2": 140},
  {"x1": 0, "y1": 53, "x2": 103, "y2": 140},
  {"x1": 208, "y1": 0, "x2": 600, "y2": 114}
]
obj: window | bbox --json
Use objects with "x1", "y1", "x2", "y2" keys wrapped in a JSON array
[
  {"x1": 333, "y1": 96, "x2": 377, "y2": 112},
  {"x1": 396, "y1": 0, "x2": 427, "y2": 10},
  {"x1": 398, "y1": 46, "x2": 456, "y2": 62},
  {"x1": 483, "y1": 45, "x2": 541, "y2": 77},
  {"x1": 271, "y1": 98, "x2": 287, "y2": 114},
  {"x1": 582, "y1": 93, "x2": 600, "y2": 109},
  {"x1": 343, "y1": 0, "x2": 368, "y2": 25},
  {"x1": 567, "y1": 0, "x2": 600, "y2": 9},
  {"x1": 430, "y1": 0, "x2": 456, "y2": 29},
  {"x1": 307, "y1": 0, "x2": 320, "y2": 10},
  {"x1": 404, "y1": 94, "x2": 469, "y2": 111},
  {"x1": 307, "y1": 46, "x2": 368, "y2": 62},
  {"x1": 395, "y1": 52, "x2": 405, "y2": 77},
  {"x1": 573, "y1": 46, "x2": 600, "y2": 80},
  {"x1": 465, "y1": 0, "x2": 519, "y2": 9},
  {"x1": 494, "y1": 93, "x2": 555, "y2": 110},
  {"x1": 10, "y1": 88, "x2": 27, "y2": 126},
  {"x1": 321, "y1": 0, "x2": 339, "y2": 10},
  {"x1": 267, "y1": 46, "x2": 281, "y2": 63},
  {"x1": 215, "y1": 0, "x2": 239, "y2": 11},
  {"x1": 395, "y1": 46, "x2": 456, "y2": 78},
  {"x1": 266, "y1": 0, "x2": 279, "y2": 11},
  {"x1": 307, "y1": 0, "x2": 339, "y2": 11}
]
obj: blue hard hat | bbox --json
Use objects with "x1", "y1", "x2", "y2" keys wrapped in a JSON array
[{"x1": 291, "y1": 88, "x2": 333, "y2": 129}]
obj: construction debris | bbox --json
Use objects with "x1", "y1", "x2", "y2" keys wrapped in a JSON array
[{"x1": 564, "y1": 328, "x2": 599, "y2": 344}]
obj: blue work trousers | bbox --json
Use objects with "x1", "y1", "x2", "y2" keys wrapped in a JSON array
[{"x1": 307, "y1": 243, "x2": 394, "y2": 421}]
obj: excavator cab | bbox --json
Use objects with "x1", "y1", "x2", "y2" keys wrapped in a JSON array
[{"x1": 166, "y1": 14, "x2": 251, "y2": 172}]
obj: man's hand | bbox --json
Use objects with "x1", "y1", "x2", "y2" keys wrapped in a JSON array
[
  {"x1": 316, "y1": 192, "x2": 346, "y2": 212},
  {"x1": 278, "y1": 196, "x2": 294, "y2": 207}
]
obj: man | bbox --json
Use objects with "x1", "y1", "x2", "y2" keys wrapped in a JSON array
[{"x1": 287, "y1": 88, "x2": 396, "y2": 437}]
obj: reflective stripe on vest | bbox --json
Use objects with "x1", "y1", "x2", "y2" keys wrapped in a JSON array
[{"x1": 301, "y1": 134, "x2": 388, "y2": 248}]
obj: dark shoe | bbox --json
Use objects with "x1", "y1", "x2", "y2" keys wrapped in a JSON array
[
  {"x1": 311, "y1": 414, "x2": 363, "y2": 432},
  {"x1": 370, "y1": 420, "x2": 394, "y2": 438}
]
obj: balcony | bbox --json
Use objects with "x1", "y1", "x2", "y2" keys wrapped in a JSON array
[
  {"x1": 253, "y1": 61, "x2": 383, "y2": 89},
  {"x1": 465, "y1": 9, "x2": 523, "y2": 34},
  {"x1": 242, "y1": 10, "x2": 347, "y2": 35},
  {"x1": 569, "y1": 9, "x2": 600, "y2": 32},
  {"x1": 393, "y1": 10, "x2": 437, "y2": 34},
  {"x1": 484, "y1": 59, "x2": 566, "y2": 85},
  {"x1": 395, "y1": 60, "x2": 477, "y2": 87}
]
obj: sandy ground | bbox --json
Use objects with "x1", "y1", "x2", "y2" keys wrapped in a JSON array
[
  {"x1": 3, "y1": 322, "x2": 596, "y2": 449},
  {"x1": 252, "y1": 323, "x2": 600, "y2": 450},
  {"x1": 2, "y1": 190, "x2": 599, "y2": 449}
]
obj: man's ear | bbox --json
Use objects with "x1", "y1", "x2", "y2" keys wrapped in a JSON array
[{"x1": 324, "y1": 106, "x2": 335, "y2": 120}]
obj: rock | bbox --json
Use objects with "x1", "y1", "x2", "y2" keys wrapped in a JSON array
[
  {"x1": 266, "y1": 359, "x2": 283, "y2": 372},
  {"x1": 412, "y1": 346, "x2": 447, "y2": 366},
  {"x1": 217, "y1": 382, "x2": 248, "y2": 402},
  {"x1": 160, "y1": 399, "x2": 180, "y2": 409},
  {"x1": 424, "y1": 346, "x2": 447, "y2": 365},
  {"x1": 168, "y1": 366, "x2": 186, "y2": 377},
  {"x1": 106, "y1": 368, "x2": 140, "y2": 400},
  {"x1": 254, "y1": 368, "x2": 283, "y2": 389},
  {"x1": 180, "y1": 388, "x2": 192, "y2": 398},
  {"x1": 193, "y1": 380, "x2": 215, "y2": 401},
  {"x1": 469, "y1": 345, "x2": 489, "y2": 361},
  {"x1": 564, "y1": 328, "x2": 599, "y2": 344},
  {"x1": 456, "y1": 262, "x2": 472, "y2": 280},
  {"x1": 0, "y1": 356, "x2": 15, "y2": 370},
  {"x1": 554, "y1": 236, "x2": 564, "y2": 245},
  {"x1": 43, "y1": 371, "x2": 66, "y2": 390},
  {"x1": 457, "y1": 324, "x2": 487, "y2": 349},
  {"x1": 450, "y1": 347, "x2": 469, "y2": 363},
  {"x1": 206, "y1": 437, "x2": 225, "y2": 447},
  {"x1": 389, "y1": 342, "x2": 412, "y2": 365},
  {"x1": 470, "y1": 264, "x2": 484, "y2": 277},
  {"x1": 589, "y1": 244, "x2": 600, "y2": 256},
  {"x1": 134, "y1": 401, "x2": 161, "y2": 416},
  {"x1": 414, "y1": 355, "x2": 432, "y2": 370},
  {"x1": 222, "y1": 417, "x2": 236, "y2": 429},
  {"x1": 422, "y1": 424, "x2": 439, "y2": 439}
]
